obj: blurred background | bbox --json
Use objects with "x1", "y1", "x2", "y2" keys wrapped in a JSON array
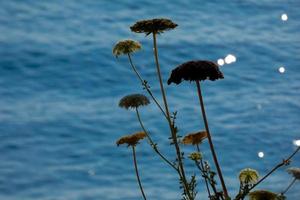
[{"x1": 0, "y1": 0, "x2": 299, "y2": 199}]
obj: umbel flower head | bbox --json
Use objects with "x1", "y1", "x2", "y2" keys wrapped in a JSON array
[
  {"x1": 249, "y1": 190, "x2": 278, "y2": 200},
  {"x1": 113, "y1": 39, "x2": 141, "y2": 57},
  {"x1": 239, "y1": 168, "x2": 259, "y2": 184},
  {"x1": 130, "y1": 18, "x2": 177, "y2": 35},
  {"x1": 189, "y1": 152, "x2": 202, "y2": 161},
  {"x1": 167, "y1": 60, "x2": 224, "y2": 85},
  {"x1": 182, "y1": 130, "x2": 208, "y2": 145},
  {"x1": 116, "y1": 131, "x2": 147, "y2": 147},
  {"x1": 287, "y1": 167, "x2": 300, "y2": 179},
  {"x1": 119, "y1": 94, "x2": 150, "y2": 110}
]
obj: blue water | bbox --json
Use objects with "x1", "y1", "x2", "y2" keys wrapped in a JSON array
[{"x1": 0, "y1": 0, "x2": 299, "y2": 199}]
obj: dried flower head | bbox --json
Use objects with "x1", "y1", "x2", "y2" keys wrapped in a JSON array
[
  {"x1": 182, "y1": 131, "x2": 207, "y2": 145},
  {"x1": 249, "y1": 190, "x2": 278, "y2": 200},
  {"x1": 113, "y1": 39, "x2": 141, "y2": 57},
  {"x1": 116, "y1": 131, "x2": 147, "y2": 147},
  {"x1": 239, "y1": 168, "x2": 259, "y2": 184},
  {"x1": 189, "y1": 152, "x2": 202, "y2": 161},
  {"x1": 287, "y1": 167, "x2": 300, "y2": 179},
  {"x1": 167, "y1": 60, "x2": 224, "y2": 85},
  {"x1": 130, "y1": 18, "x2": 177, "y2": 35},
  {"x1": 119, "y1": 94, "x2": 150, "y2": 109}
]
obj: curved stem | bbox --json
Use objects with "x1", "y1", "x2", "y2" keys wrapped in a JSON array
[
  {"x1": 127, "y1": 53, "x2": 167, "y2": 118},
  {"x1": 136, "y1": 108, "x2": 178, "y2": 171},
  {"x1": 282, "y1": 178, "x2": 296, "y2": 195},
  {"x1": 196, "y1": 80, "x2": 229, "y2": 199},
  {"x1": 152, "y1": 32, "x2": 192, "y2": 200},
  {"x1": 132, "y1": 146, "x2": 147, "y2": 200},
  {"x1": 196, "y1": 144, "x2": 212, "y2": 198}
]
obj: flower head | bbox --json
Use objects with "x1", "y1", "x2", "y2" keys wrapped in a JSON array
[
  {"x1": 182, "y1": 130, "x2": 207, "y2": 145},
  {"x1": 119, "y1": 94, "x2": 150, "y2": 109},
  {"x1": 113, "y1": 39, "x2": 141, "y2": 57},
  {"x1": 130, "y1": 18, "x2": 177, "y2": 35},
  {"x1": 116, "y1": 131, "x2": 147, "y2": 147},
  {"x1": 167, "y1": 60, "x2": 224, "y2": 85},
  {"x1": 189, "y1": 152, "x2": 202, "y2": 161},
  {"x1": 249, "y1": 190, "x2": 278, "y2": 200},
  {"x1": 239, "y1": 168, "x2": 259, "y2": 184},
  {"x1": 287, "y1": 167, "x2": 300, "y2": 179}
]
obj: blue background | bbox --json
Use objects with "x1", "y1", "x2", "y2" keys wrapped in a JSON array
[{"x1": 0, "y1": 0, "x2": 299, "y2": 199}]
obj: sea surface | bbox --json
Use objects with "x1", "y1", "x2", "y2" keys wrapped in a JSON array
[{"x1": 0, "y1": 0, "x2": 299, "y2": 199}]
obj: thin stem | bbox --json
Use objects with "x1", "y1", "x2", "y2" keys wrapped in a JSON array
[
  {"x1": 132, "y1": 146, "x2": 147, "y2": 200},
  {"x1": 249, "y1": 147, "x2": 300, "y2": 192},
  {"x1": 136, "y1": 108, "x2": 178, "y2": 171},
  {"x1": 196, "y1": 144, "x2": 212, "y2": 198},
  {"x1": 236, "y1": 147, "x2": 300, "y2": 200},
  {"x1": 282, "y1": 178, "x2": 296, "y2": 195},
  {"x1": 196, "y1": 80, "x2": 229, "y2": 199},
  {"x1": 152, "y1": 32, "x2": 192, "y2": 200},
  {"x1": 127, "y1": 53, "x2": 167, "y2": 118}
]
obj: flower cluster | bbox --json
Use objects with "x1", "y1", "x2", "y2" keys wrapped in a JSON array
[
  {"x1": 287, "y1": 167, "x2": 300, "y2": 180},
  {"x1": 116, "y1": 131, "x2": 147, "y2": 147},
  {"x1": 130, "y1": 18, "x2": 177, "y2": 35},
  {"x1": 119, "y1": 94, "x2": 150, "y2": 109},
  {"x1": 239, "y1": 168, "x2": 259, "y2": 184},
  {"x1": 182, "y1": 130, "x2": 208, "y2": 145},
  {"x1": 168, "y1": 60, "x2": 224, "y2": 85},
  {"x1": 249, "y1": 190, "x2": 278, "y2": 200},
  {"x1": 113, "y1": 39, "x2": 141, "y2": 57},
  {"x1": 189, "y1": 152, "x2": 202, "y2": 161}
]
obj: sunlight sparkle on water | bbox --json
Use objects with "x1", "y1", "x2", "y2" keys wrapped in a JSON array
[
  {"x1": 293, "y1": 140, "x2": 300, "y2": 147},
  {"x1": 258, "y1": 151, "x2": 264, "y2": 158},
  {"x1": 217, "y1": 58, "x2": 225, "y2": 66},
  {"x1": 224, "y1": 54, "x2": 236, "y2": 64},
  {"x1": 281, "y1": 13, "x2": 288, "y2": 21},
  {"x1": 278, "y1": 66, "x2": 285, "y2": 74}
]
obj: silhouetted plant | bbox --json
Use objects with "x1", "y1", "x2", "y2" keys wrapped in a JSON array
[
  {"x1": 113, "y1": 18, "x2": 300, "y2": 200},
  {"x1": 168, "y1": 60, "x2": 228, "y2": 199},
  {"x1": 130, "y1": 18, "x2": 193, "y2": 199},
  {"x1": 116, "y1": 131, "x2": 147, "y2": 200}
]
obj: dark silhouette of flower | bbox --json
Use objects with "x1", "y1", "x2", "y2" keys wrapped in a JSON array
[
  {"x1": 182, "y1": 130, "x2": 207, "y2": 145},
  {"x1": 239, "y1": 168, "x2": 259, "y2": 184},
  {"x1": 249, "y1": 190, "x2": 278, "y2": 200},
  {"x1": 119, "y1": 94, "x2": 150, "y2": 109},
  {"x1": 130, "y1": 18, "x2": 177, "y2": 35},
  {"x1": 167, "y1": 60, "x2": 224, "y2": 85},
  {"x1": 116, "y1": 131, "x2": 147, "y2": 147},
  {"x1": 287, "y1": 167, "x2": 300, "y2": 179},
  {"x1": 113, "y1": 39, "x2": 141, "y2": 57},
  {"x1": 189, "y1": 152, "x2": 202, "y2": 161}
]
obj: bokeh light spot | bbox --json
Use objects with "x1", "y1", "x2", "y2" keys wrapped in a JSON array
[
  {"x1": 258, "y1": 151, "x2": 264, "y2": 158},
  {"x1": 217, "y1": 58, "x2": 225, "y2": 66},
  {"x1": 281, "y1": 13, "x2": 288, "y2": 21}
]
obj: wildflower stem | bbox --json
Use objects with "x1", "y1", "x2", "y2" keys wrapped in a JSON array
[
  {"x1": 282, "y1": 178, "x2": 296, "y2": 195},
  {"x1": 127, "y1": 53, "x2": 167, "y2": 119},
  {"x1": 249, "y1": 147, "x2": 300, "y2": 191},
  {"x1": 237, "y1": 146, "x2": 300, "y2": 200},
  {"x1": 135, "y1": 108, "x2": 178, "y2": 171},
  {"x1": 196, "y1": 80, "x2": 229, "y2": 199},
  {"x1": 196, "y1": 144, "x2": 212, "y2": 198},
  {"x1": 152, "y1": 32, "x2": 192, "y2": 200},
  {"x1": 132, "y1": 146, "x2": 147, "y2": 200}
]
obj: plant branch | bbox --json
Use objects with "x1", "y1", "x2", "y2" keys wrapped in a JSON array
[
  {"x1": 282, "y1": 178, "x2": 296, "y2": 195},
  {"x1": 152, "y1": 32, "x2": 192, "y2": 200},
  {"x1": 136, "y1": 108, "x2": 178, "y2": 171},
  {"x1": 132, "y1": 146, "x2": 147, "y2": 200},
  {"x1": 127, "y1": 53, "x2": 167, "y2": 119},
  {"x1": 196, "y1": 144, "x2": 212, "y2": 198},
  {"x1": 196, "y1": 80, "x2": 229, "y2": 199}
]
